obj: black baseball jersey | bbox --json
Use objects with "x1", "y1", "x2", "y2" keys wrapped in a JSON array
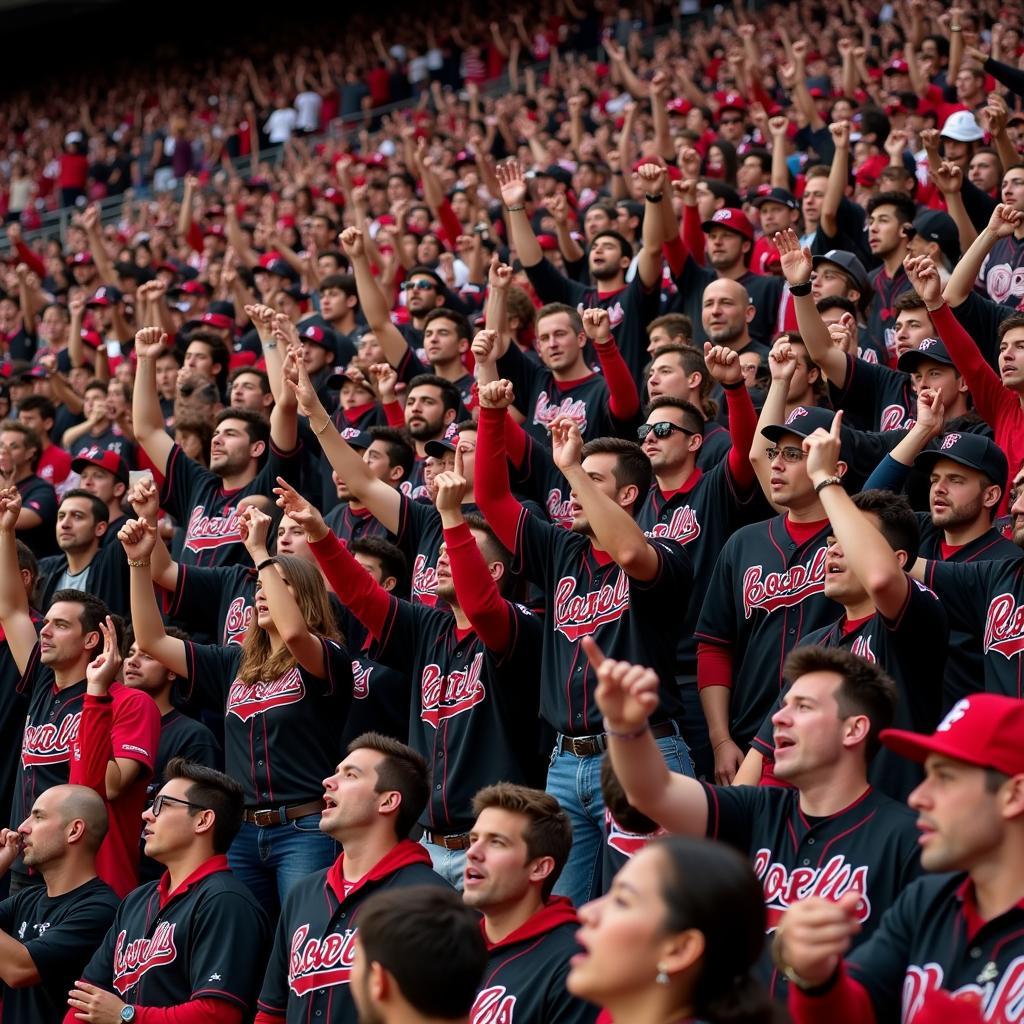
[
  {"x1": 702, "y1": 782, "x2": 921, "y2": 1001},
  {"x1": 917, "y1": 515, "x2": 1022, "y2": 707},
  {"x1": 865, "y1": 264, "x2": 913, "y2": 365},
  {"x1": 512, "y1": 508, "x2": 693, "y2": 735},
  {"x1": 471, "y1": 900, "x2": 598, "y2": 1024},
  {"x1": 508, "y1": 432, "x2": 574, "y2": 529},
  {"x1": 16, "y1": 474, "x2": 58, "y2": 559},
  {"x1": 166, "y1": 563, "x2": 256, "y2": 646},
  {"x1": 372, "y1": 594, "x2": 544, "y2": 832},
  {"x1": 0, "y1": 876, "x2": 120, "y2": 1024},
  {"x1": 159, "y1": 441, "x2": 304, "y2": 567},
  {"x1": 11, "y1": 645, "x2": 85, "y2": 874},
  {"x1": 694, "y1": 516, "x2": 841, "y2": 748},
  {"x1": 0, "y1": 617, "x2": 36, "y2": 842},
  {"x1": 69, "y1": 427, "x2": 136, "y2": 467},
  {"x1": 394, "y1": 492, "x2": 452, "y2": 607},
  {"x1": 638, "y1": 461, "x2": 758, "y2": 677},
  {"x1": 399, "y1": 456, "x2": 430, "y2": 503},
  {"x1": 797, "y1": 579, "x2": 947, "y2": 802},
  {"x1": 38, "y1": 543, "x2": 130, "y2": 618},
  {"x1": 979, "y1": 232, "x2": 1024, "y2": 305},
  {"x1": 698, "y1": 421, "x2": 732, "y2": 469},
  {"x1": 257, "y1": 842, "x2": 449, "y2": 1023},
  {"x1": 923, "y1": 557, "x2": 1024, "y2": 698},
  {"x1": 600, "y1": 811, "x2": 667, "y2": 893},
  {"x1": 181, "y1": 638, "x2": 353, "y2": 808},
  {"x1": 340, "y1": 654, "x2": 411, "y2": 747},
  {"x1": 840, "y1": 872, "x2": 1024, "y2": 1023},
  {"x1": 80, "y1": 856, "x2": 270, "y2": 1012},
  {"x1": 496, "y1": 342, "x2": 632, "y2": 444},
  {"x1": 524, "y1": 258, "x2": 659, "y2": 383},
  {"x1": 828, "y1": 354, "x2": 915, "y2": 433},
  {"x1": 324, "y1": 502, "x2": 395, "y2": 548}
]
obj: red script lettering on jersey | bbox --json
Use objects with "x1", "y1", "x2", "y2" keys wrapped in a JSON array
[
  {"x1": 227, "y1": 667, "x2": 305, "y2": 722},
  {"x1": 184, "y1": 506, "x2": 242, "y2": 553},
  {"x1": 112, "y1": 922, "x2": 178, "y2": 994},
  {"x1": 420, "y1": 652, "x2": 486, "y2": 726},
  {"x1": 22, "y1": 712, "x2": 81, "y2": 767},
  {"x1": 983, "y1": 593, "x2": 1024, "y2": 659},
  {"x1": 288, "y1": 924, "x2": 357, "y2": 995},
  {"x1": 646, "y1": 505, "x2": 701, "y2": 544},
  {"x1": 902, "y1": 955, "x2": 1024, "y2": 1023},
  {"x1": 553, "y1": 572, "x2": 630, "y2": 641},
  {"x1": 742, "y1": 548, "x2": 827, "y2": 619},
  {"x1": 471, "y1": 985, "x2": 518, "y2": 1024}
]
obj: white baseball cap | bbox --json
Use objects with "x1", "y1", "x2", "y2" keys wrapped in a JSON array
[{"x1": 940, "y1": 110, "x2": 984, "y2": 142}]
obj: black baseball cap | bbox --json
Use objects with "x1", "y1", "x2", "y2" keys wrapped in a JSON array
[
  {"x1": 536, "y1": 163, "x2": 574, "y2": 187},
  {"x1": 424, "y1": 422, "x2": 460, "y2": 458},
  {"x1": 812, "y1": 249, "x2": 870, "y2": 295},
  {"x1": 914, "y1": 432, "x2": 1009, "y2": 489},
  {"x1": 749, "y1": 186, "x2": 800, "y2": 211},
  {"x1": 337, "y1": 427, "x2": 372, "y2": 450},
  {"x1": 761, "y1": 405, "x2": 838, "y2": 443},
  {"x1": 896, "y1": 337, "x2": 956, "y2": 373},
  {"x1": 908, "y1": 210, "x2": 960, "y2": 264}
]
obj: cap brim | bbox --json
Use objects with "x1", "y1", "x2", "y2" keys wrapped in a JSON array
[
  {"x1": 761, "y1": 423, "x2": 811, "y2": 442},
  {"x1": 701, "y1": 220, "x2": 749, "y2": 238},
  {"x1": 897, "y1": 351, "x2": 954, "y2": 373},
  {"x1": 913, "y1": 448, "x2": 985, "y2": 476},
  {"x1": 424, "y1": 440, "x2": 457, "y2": 457},
  {"x1": 879, "y1": 727, "x2": 985, "y2": 768}
]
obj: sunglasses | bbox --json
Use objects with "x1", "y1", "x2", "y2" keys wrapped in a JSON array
[
  {"x1": 765, "y1": 445, "x2": 807, "y2": 463},
  {"x1": 720, "y1": 116, "x2": 744, "y2": 125},
  {"x1": 150, "y1": 794, "x2": 207, "y2": 817},
  {"x1": 637, "y1": 421, "x2": 697, "y2": 441},
  {"x1": 403, "y1": 280, "x2": 437, "y2": 291}
]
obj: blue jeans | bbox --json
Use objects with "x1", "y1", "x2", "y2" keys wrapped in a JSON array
[
  {"x1": 420, "y1": 837, "x2": 467, "y2": 889},
  {"x1": 547, "y1": 730, "x2": 693, "y2": 907},
  {"x1": 228, "y1": 813, "x2": 338, "y2": 917}
]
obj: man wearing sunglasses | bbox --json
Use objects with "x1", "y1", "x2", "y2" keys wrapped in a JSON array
[
  {"x1": 66, "y1": 758, "x2": 271, "y2": 1024},
  {"x1": 637, "y1": 343, "x2": 761, "y2": 778}
]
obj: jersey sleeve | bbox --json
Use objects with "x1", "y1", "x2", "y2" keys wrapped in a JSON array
[
  {"x1": 512, "y1": 503, "x2": 569, "y2": 583},
  {"x1": 693, "y1": 536, "x2": 740, "y2": 646},
  {"x1": 254, "y1": 898, "x2": 292, "y2": 1015},
  {"x1": 159, "y1": 443, "x2": 219, "y2": 525},
  {"x1": 701, "y1": 782, "x2": 765, "y2": 850},
  {"x1": 921, "y1": 560, "x2": 994, "y2": 633},
  {"x1": 261, "y1": 438, "x2": 305, "y2": 490},
  {"x1": 524, "y1": 258, "x2": 589, "y2": 307},
  {"x1": 373, "y1": 598, "x2": 432, "y2": 677},
  {"x1": 300, "y1": 636, "x2": 354, "y2": 708},
  {"x1": 629, "y1": 536, "x2": 693, "y2": 593},
  {"x1": 180, "y1": 643, "x2": 242, "y2": 712},
  {"x1": 188, "y1": 890, "x2": 271, "y2": 1007},
  {"x1": 111, "y1": 688, "x2": 161, "y2": 771},
  {"x1": 167, "y1": 565, "x2": 248, "y2": 631}
]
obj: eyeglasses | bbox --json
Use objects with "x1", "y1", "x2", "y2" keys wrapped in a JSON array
[
  {"x1": 403, "y1": 280, "x2": 437, "y2": 291},
  {"x1": 765, "y1": 445, "x2": 807, "y2": 463},
  {"x1": 150, "y1": 794, "x2": 207, "y2": 817},
  {"x1": 720, "y1": 117, "x2": 743, "y2": 125},
  {"x1": 637, "y1": 421, "x2": 696, "y2": 441}
]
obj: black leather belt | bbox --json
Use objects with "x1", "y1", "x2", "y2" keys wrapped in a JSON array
[
  {"x1": 557, "y1": 720, "x2": 678, "y2": 757},
  {"x1": 421, "y1": 829, "x2": 472, "y2": 850},
  {"x1": 243, "y1": 799, "x2": 325, "y2": 826}
]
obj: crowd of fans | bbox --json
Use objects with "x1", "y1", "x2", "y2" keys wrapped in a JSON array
[{"x1": 0, "y1": 0, "x2": 1023, "y2": 1021}]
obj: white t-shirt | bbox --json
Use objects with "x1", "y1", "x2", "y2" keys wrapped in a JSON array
[
  {"x1": 294, "y1": 92, "x2": 322, "y2": 132},
  {"x1": 264, "y1": 107, "x2": 298, "y2": 144}
]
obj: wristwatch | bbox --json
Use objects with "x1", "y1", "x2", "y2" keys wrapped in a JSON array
[{"x1": 120, "y1": 1006, "x2": 136, "y2": 1023}]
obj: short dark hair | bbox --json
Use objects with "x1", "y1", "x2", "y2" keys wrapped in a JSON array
[
  {"x1": 644, "y1": 343, "x2": 717, "y2": 419},
  {"x1": 405, "y1": 265, "x2": 444, "y2": 290},
  {"x1": 894, "y1": 291, "x2": 928, "y2": 313},
  {"x1": 357, "y1": 887, "x2": 487, "y2": 1019},
  {"x1": 49, "y1": 589, "x2": 109, "y2": 640},
  {"x1": 590, "y1": 229, "x2": 634, "y2": 261},
  {"x1": 366, "y1": 425, "x2": 415, "y2": 480},
  {"x1": 852, "y1": 489, "x2": 920, "y2": 564},
  {"x1": 783, "y1": 645, "x2": 897, "y2": 760},
  {"x1": 645, "y1": 395, "x2": 706, "y2": 435},
  {"x1": 15, "y1": 538, "x2": 38, "y2": 582},
  {"x1": 535, "y1": 301, "x2": 583, "y2": 334},
  {"x1": 214, "y1": 407, "x2": 270, "y2": 448},
  {"x1": 346, "y1": 732, "x2": 429, "y2": 840},
  {"x1": 472, "y1": 783, "x2": 573, "y2": 899},
  {"x1": 579, "y1": 437, "x2": 652, "y2": 512},
  {"x1": 423, "y1": 307, "x2": 471, "y2": 341},
  {"x1": 462, "y1": 513, "x2": 514, "y2": 595},
  {"x1": 228, "y1": 366, "x2": 271, "y2": 395},
  {"x1": 0, "y1": 420, "x2": 41, "y2": 469},
  {"x1": 742, "y1": 147, "x2": 772, "y2": 175},
  {"x1": 406, "y1": 374, "x2": 461, "y2": 415},
  {"x1": 163, "y1": 757, "x2": 245, "y2": 853},
  {"x1": 60, "y1": 488, "x2": 110, "y2": 525},
  {"x1": 18, "y1": 395, "x2": 57, "y2": 422},
  {"x1": 998, "y1": 311, "x2": 1024, "y2": 343},
  {"x1": 647, "y1": 313, "x2": 693, "y2": 342},
  {"x1": 866, "y1": 191, "x2": 917, "y2": 225},
  {"x1": 319, "y1": 273, "x2": 357, "y2": 298},
  {"x1": 350, "y1": 537, "x2": 409, "y2": 593},
  {"x1": 816, "y1": 295, "x2": 859, "y2": 318},
  {"x1": 600, "y1": 754, "x2": 660, "y2": 836}
]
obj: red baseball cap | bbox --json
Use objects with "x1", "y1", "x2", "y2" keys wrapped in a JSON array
[
  {"x1": 881, "y1": 695, "x2": 1024, "y2": 777},
  {"x1": 71, "y1": 448, "x2": 129, "y2": 485},
  {"x1": 701, "y1": 207, "x2": 754, "y2": 241}
]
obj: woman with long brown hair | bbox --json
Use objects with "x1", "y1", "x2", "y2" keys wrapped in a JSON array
[{"x1": 122, "y1": 503, "x2": 352, "y2": 916}]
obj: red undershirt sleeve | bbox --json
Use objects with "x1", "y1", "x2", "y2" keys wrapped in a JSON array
[
  {"x1": 443, "y1": 522, "x2": 512, "y2": 650},
  {"x1": 474, "y1": 405, "x2": 528, "y2": 552},
  {"x1": 663, "y1": 235, "x2": 688, "y2": 277},
  {"x1": 594, "y1": 340, "x2": 641, "y2": 420},
  {"x1": 683, "y1": 205, "x2": 706, "y2": 267},
  {"x1": 787, "y1": 964, "x2": 877, "y2": 1024},
  {"x1": 697, "y1": 642, "x2": 734, "y2": 691},
  {"x1": 382, "y1": 399, "x2": 405, "y2": 429},
  {"x1": 724, "y1": 383, "x2": 758, "y2": 489},
  {"x1": 309, "y1": 531, "x2": 391, "y2": 638}
]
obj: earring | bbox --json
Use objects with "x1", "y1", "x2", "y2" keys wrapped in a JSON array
[{"x1": 656, "y1": 963, "x2": 670, "y2": 986}]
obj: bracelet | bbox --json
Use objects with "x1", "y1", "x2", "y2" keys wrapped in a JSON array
[
  {"x1": 721, "y1": 379, "x2": 745, "y2": 390},
  {"x1": 789, "y1": 279, "x2": 813, "y2": 297},
  {"x1": 312, "y1": 418, "x2": 332, "y2": 435},
  {"x1": 644, "y1": 191, "x2": 664, "y2": 203},
  {"x1": 950, "y1": 25, "x2": 962, "y2": 31},
  {"x1": 712, "y1": 738, "x2": 734, "y2": 751},
  {"x1": 814, "y1": 476, "x2": 843, "y2": 494},
  {"x1": 127, "y1": 559, "x2": 151, "y2": 568},
  {"x1": 256, "y1": 557, "x2": 277, "y2": 572},
  {"x1": 925, "y1": 302, "x2": 945, "y2": 313},
  {"x1": 602, "y1": 717, "x2": 649, "y2": 741},
  {"x1": 506, "y1": 204, "x2": 526, "y2": 212},
  {"x1": 263, "y1": 340, "x2": 278, "y2": 349}
]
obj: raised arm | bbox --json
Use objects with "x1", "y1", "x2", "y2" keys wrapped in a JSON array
[
  {"x1": 483, "y1": 259, "x2": 515, "y2": 356},
  {"x1": 131, "y1": 327, "x2": 175, "y2": 475},
  {"x1": 120, "y1": 518, "x2": 188, "y2": 678},
  {"x1": 496, "y1": 159, "x2": 543, "y2": 269},
  {"x1": 268, "y1": 321, "x2": 299, "y2": 452},
  {"x1": 862, "y1": 388, "x2": 945, "y2": 492},
  {"x1": 819, "y1": 121, "x2": 850, "y2": 239},
  {"x1": 929, "y1": 160, "x2": 977, "y2": 252},
  {"x1": 0, "y1": 488, "x2": 39, "y2": 675},
  {"x1": 749, "y1": 340, "x2": 798, "y2": 514},
  {"x1": 590, "y1": 638, "x2": 709, "y2": 834},
  {"x1": 635, "y1": 163, "x2": 667, "y2": 289},
  {"x1": 474, "y1": 381, "x2": 529, "y2": 552},
  {"x1": 944, "y1": 202, "x2": 1020, "y2": 308}
]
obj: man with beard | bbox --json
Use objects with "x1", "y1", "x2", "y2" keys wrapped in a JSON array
[{"x1": 70, "y1": 449, "x2": 129, "y2": 545}]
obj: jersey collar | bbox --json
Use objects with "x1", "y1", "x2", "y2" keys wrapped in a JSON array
[
  {"x1": 481, "y1": 896, "x2": 578, "y2": 951},
  {"x1": 326, "y1": 838, "x2": 432, "y2": 904},
  {"x1": 157, "y1": 853, "x2": 231, "y2": 910},
  {"x1": 956, "y1": 876, "x2": 1024, "y2": 943}
]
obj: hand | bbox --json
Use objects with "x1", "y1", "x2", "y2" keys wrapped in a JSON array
[
  {"x1": 803, "y1": 409, "x2": 843, "y2": 482},
  {"x1": 81, "y1": 205, "x2": 100, "y2": 232},
  {"x1": 238, "y1": 505, "x2": 272, "y2": 559},
  {"x1": 0, "y1": 486, "x2": 22, "y2": 528},
  {"x1": 126, "y1": 476, "x2": 159, "y2": 524},
  {"x1": 769, "y1": 338, "x2": 800, "y2": 384},
  {"x1": 0, "y1": 828, "x2": 22, "y2": 874},
  {"x1": 368, "y1": 362, "x2": 398, "y2": 402},
  {"x1": 550, "y1": 415, "x2": 584, "y2": 471},
  {"x1": 581, "y1": 307, "x2": 612, "y2": 343},
  {"x1": 66, "y1": 979, "x2": 129, "y2": 1023},
  {"x1": 902, "y1": 254, "x2": 943, "y2": 308},
  {"x1": 86, "y1": 617, "x2": 122, "y2": 695},
  {"x1": 987, "y1": 203, "x2": 1024, "y2": 239},
  {"x1": 134, "y1": 326, "x2": 168, "y2": 360},
  {"x1": 827, "y1": 313, "x2": 858, "y2": 355},
  {"x1": 478, "y1": 378, "x2": 515, "y2": 410},
  {"x1": 930, "y1": 159, "x2": 963, "y2": 195},
  {"x1": 244, "y1": 302, "x2": 277, "y2": 338},
  {"x1": 471, "y1": 329, "x2": 500, "y2": 367},
  {"x1": 634, "y1": 162, "x2": 667, "y2": 194},
  {"x1": 586, "y1": 636, "x2": 659, "y2": 731},
  {"x1": 791, "y1": 39, "x2": 808, "y2": 63},
  {"x1": 712, "y1": 738, "x2": 745, "y2": 785},
  {"x1": 981, "y1": 93, "x2": 1008, "y2": 136},
  {"x1": 118, "y1": 517, "x2": 157, "y2": 562},
  {"x1": 496, "y1": 159, "x2": 528, "y2": 208},
  {"x1": 339, "y1": 226, "x2": 365, "y2": 259},
  {"x1": 273, "y1": 477, "x2": 328, "y2": 542},
  {"x1": 649, "y1": 70, "x2": 670, "y2": 98},
  {"x1": 884, "y1": 128, "x2": 909, "y2": 159},
  {"x1": 837, "y1": 37, "x2": 854, "y2": 57},
  {"x1": 544, "y1": 191, "x2": 569, "y2": 225},
  {"x1": 675, "y1": 144, "x2": 702, "y2": 179},
  {"x1": 671, "y1": 177, "x2": 698, "y2": 206},
  {"x1": 774, "y1": 893, "x2": 863, "y2": 989},
  {"x1": 282, "y1": 345, "x2": 323, "y2": 418},
  {"x1": 487, "y1": 255, "x2": 513, "y2": 290},
  {"x1": 914, "y1": 387, "x2": 946, "y2": 439},
  {"x1": 704, "y1": 342, "x2": 743, "y2": 385},
  {"x1": 768, "y1": 115, "x2": 789, "y2": 139},
  {"x1": 434, "y1": 469, "x2": 468, "y2": 514},
  {"x1": 829, "y1": 120, "x2": 851, "y2": 149},
  {"x1": 771, "y1": 230, "x2": 812, "y2": 288},
  {"x1": 456, "y1": 232, "x2": 482, "y2": 262},
  {"x1": 919, "y1": 128, "x2": 940, "y2": 152},
  {"x1": 69, "y1": 293, "x2": 87, "y2": 319}
]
